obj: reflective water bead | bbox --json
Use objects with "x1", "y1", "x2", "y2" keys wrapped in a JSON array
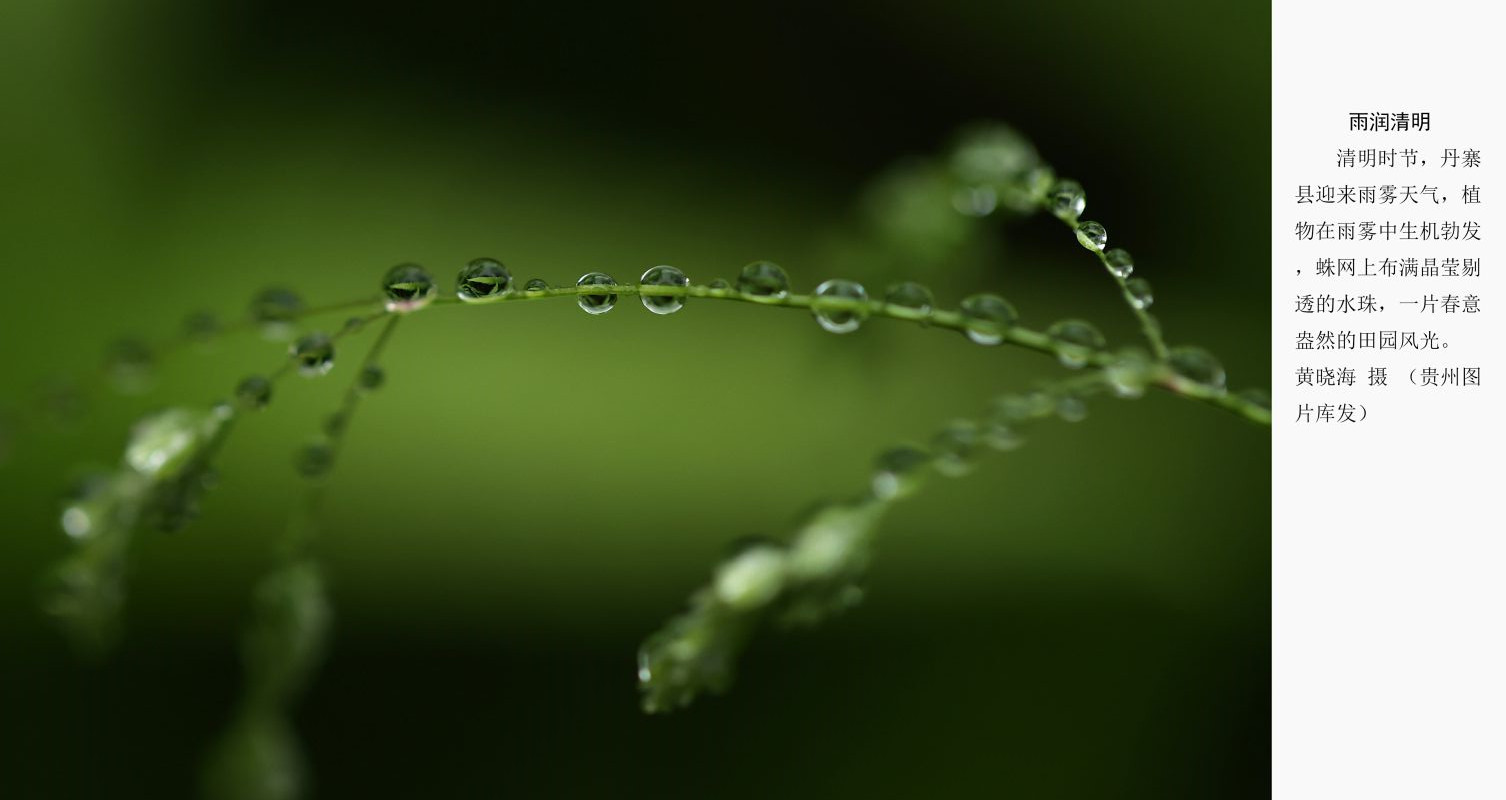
[
  {"x1": 1125, "y1": 277, "x2": 1154, "y2": 309},
  {"x1": 811, "y1": 279, "x2": 869, "y2": 334},
  {"x1": 382, "y1": 263, "x2": 437, "y2": 312},
  {"x1": 235, "y1": 375, "x2": 273, "y2": 410},
  {"x1": 524, "y1": 278, "x2": 551, "y2": 294},
  {"x1": 1075, "y1": 220, "x2": 1108, "y2": 251},
  {"x1": 931, "y1": 421, "x2": 981, "y2": 477},
  {"x1": 706, "y1": 278, "x2": 732, "y2": 293},
  {"x1": 983, "y1": 416, "x2": 1024, "y2": 451},
  {"x1": 1168, "y1": 346, "x2": 1227, "y2": 392},
  {"x1": 456, "y1": 258, "x2": 512, "y2": 301},
  {"x1": 105, "y1": 339, "x2": 154, "y2": 394},
  {"x1": 639, "y1": 265, "x2": 689, "y2": 315},
  {"x1": 576, "y1": 272, "x2": 618, "y2": 314},
  {"x1": 60, "y1": 472, "x2": 120, "y2": 540},
  {"x1": 1237, "y1": 387, "x2": 1271, "y2": 413},
  {"x1": 295, "y1": 441, "x2": 334, "y2": 479},
  {"x1": 1047, "y1": 179, "x2": 1086, "y2": 220},
  {"x1": 358, "y1": 364, "x2": 385, "y2": 392},
  {"x1": 125, "y1": 407, "x2": 219, "y2": 479},
  {"x1": 949, "y1": 124, "x2": 1038, "y2": 184},
  {"x1": 951, "y1": 186, "x2": 997, "y2": 217},
  {"x1": 1103, "y1": 248, "x2": 1134, "y2": 279},
  {"x1": 958, "y1": 293, "x2": 1018, "y2": 345},
  {"x1": 1056, "y1": 394, "x2": 1088, "y2": 423},
  {"x1": 883, "y1": 281, "x2": 934, "y2": 318},
  {"x1": 713, "y1": 545, "x2": 787, "y2": 611},
  {"x1": 251, "y1": 288, "x2": 303, "y2": 340},
  {"x1": 1046, "y1": 319, "x2": 1106, "y2": 369},
  {"x1": 871, "y1": 445, "x2": 931, "y2": 501},
  {"x1": 290, "y1": 332, "x2": 335, "y2": 377},
  {"x1": 736, "y1": 261, "x2": 789, "y2": 300},
  {"x1": 1105, "y1": 349, "x2": 1154, "y2": 398}
]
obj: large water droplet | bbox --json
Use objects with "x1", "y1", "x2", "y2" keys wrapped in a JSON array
[
  {"x1": 524, "y1": 278, "x2": 551, "y2": 294},
  {"x1": 958, "y1": 293, "x2": 1018, "y2": 345},
  {"x1": 382, "y1": 263, "x2": 436, "y2": 312},
  {"x1": 1105, "y1": 349, "x2": 1153, "y2": 398},
  {"x1": 872, "y1": 445, "x2": 931, "y2": 501},
  {"x1": 1125, "y1": 277, "x2": 1154, "y2": 309},
  {"x1": 576, "y1": 272, "x2": 618, "y2": 314},
  {"x1": 236, "y1": 375, "x2": 273, "y2": 410},
  {"x1": 290, "y1": 333, "x2": 335, "y2": 377},
  {"x1": 736, "y1": 261, "x2": 789, "y2": 300},
  {"x1": 1103, "y1": 248, "x2": 1134, "y2": 279},
  {"x1": 951, "y1": 186, "x2": 997, "y2": 217},
  {"x1": 1046, "y1": 319, "x2": 1106, "y2": 368},
  {"x1": 932, "y1": 420, "x2": 981, "y2": 477},
  {"x1": 1075, "y1": 221, "x2": 1108, "y2": 251},
  {"x1": 811, "y1": 279, "x2": 869, "y2": 334},
  {"x1": 251, "y1": 288, "x2": 303, "y2": 341},
  {"x1": 713, "y1": 545, "x2": 787, "y2": 611},
  {"x1": 456, "y1": 258, "x2": 512, "y2": 301},
  {"x1": 883, "y1": 281, "x2": 934, "y2": 319},
  {"x1": 124, "y1": 408, "x2": 220, "y2": 479},
  {"x1": 1168, "y1": 346, "x2": 1227, "y2": 393},
  {"x1": 639, "y1": 265, "x2": 688, "y2": 315},
  {"x1": 1048, "y1": 180, "x2": 1086, "y2": 220}
]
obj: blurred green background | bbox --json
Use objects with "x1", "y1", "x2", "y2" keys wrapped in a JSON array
[{"x1": 0, "y1": 0, "x2": 1270, "y2": 797}]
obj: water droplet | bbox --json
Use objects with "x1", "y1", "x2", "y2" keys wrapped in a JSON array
[
  {"x1": 456, "y1": 258, "x2": 512, "y2": 301},
  {"x1": 735, "y1": 261, "x2": 789, "y2": 300},
  {"x1": 713, "y1": 545, "x2": 787, "y2": 610},
  {"x1": 524, "y1": 278, "x2": 551, "y2": 294},
  {"x1": 811, "y1": 279, "x2": 869, "y2": 334},
  {"x1": 883, "y1": 281, "x2": 934, "y2": 318},
  {"x1": 295, "y1": 441, "x2": 334, "y2": 479},
  {"x1": 1105, "y1": 349, "x2": 1153, "y2": 398},
  {"x1": 251, "y1": 288, "x2": 303, "y2": 341},
  {"x1": 1056, "y1": 394, "x2": 1088, "y2": 422},
  {"x1": 1237, "y1": 387, "x2": 1271, "y2": 412},
  {"x1": 991, "y1": 394, "x2": 1043, "y2": 425},
  {"x1": 1168, "y1": 346, "x2": 1227, "y2": 393},
  {"x1": 1075, "y1": 220, "x2": 1108, "y2": 251},
  {"x1": 932, "y1": 420, "x2": 981, "y2": 477},
  {"x1": 639, "y1": 265, "x2": 689, "y2": 315},
  {"x1": 1048, "y1": 180, "x2": 1085, "y2": 220},
  {"x1": 290, "y1": 332, "x2": 335, "y2": 377},
  {"x1": 358, "y1": 364, "x2": 385, "y2": 392},
  {"x1": 958, "y1": 293, "x2": 1018, "y2": 345},
  {"x1": 1046, "y1": 319, "x2": 1106, "y2": 369},
  {"x1": 105, "y1": 339, "x2": 154, "y2": 394},
  {"x1": 183, "y1": 311, "x2": 220, "y2": 344},
  {"x1": 1125, "y1": 278, "x2": 1154, "y2": 309},
  {"x1": 983, "y1": 416, "x2": 1024, "y2": 451},
  {"x1": 342, "y1": 316, "x2": 367, "y2": 334},
  {"x1": 235, "y1": 375, "x2": 273, "y2": 410},
  {"x1": 949, "y1": 124, "x2": 1039, "y2": 184},
  {"x1": 576, "y1": 272, "x2": 618, "y2": 314},
  {"x1": 951, "y1": 186, "x2": 997, "y2": 217},
  {"x1": 872, "y1": 445, "x2": 931, "y2": 500},
  {"x1": 706, "y1": 278, "x2": 732, "y2": 293},
  {"x1": 60, "y1": 471, "x2": 121, "y2": 540},
  {"x1": 1103, "y1": 248, "x2": 1134, "y2": 279},
  {"x1": 382, "y1": 263, "x2": 436, "y2": 312},
  {"x1": 124, "y1": 408, "x2": 219, "y2": 479}
]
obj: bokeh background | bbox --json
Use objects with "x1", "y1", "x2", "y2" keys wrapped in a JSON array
[{"x1": 0, "y1": 1, "x2": 1270, "y2": 797}]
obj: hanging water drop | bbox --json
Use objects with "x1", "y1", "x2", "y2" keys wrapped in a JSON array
[
  {"x1": 871, "y1": 445, "x2": 931, "y2": 501},
  {"x1": 576, "y1": 272, "x2": 618, "y2": 314},
  {"x1": 235, "y1": 375, "x2": 273, "y2": 410},
  {"x1": 1125, "y1": 277, "x2": 1154, "y2": 309},
  {"x1": 958, "y1": 293, "x2": 1018, "y2": 345},
  {"x1": 639, "y1": 265, "x2": 689, "y2": 315},
  {"x1": 1168, "y1": 346, "x2": 1227, "y2": 393},
  {"x1": 1103, "y1": 248, "x2": 1134, "y2": 279},
  {"x1": 456, "y1": 258, "x2": 512, "y2": 301},
  {"x1": 1105, "y1": 349, "x2": 1153, "y2": 398},
  {"x1": 524, "y1": 278, "x2": 551, "y2": 294},
  {"x1": 931, "y1": 420, "x2": 981, "y2": 477},
  {"x1": 251, "y1": 288, "x2": 303, "y2": 341},
  {"x1": 382, "y1": 263, "x2": 436, "y2": 312},
  {"x1": 290, "y1": 332, "x2": 335, "y2": 377},
  {"x1": 883, "y1": 281, "x2": 934, "y2": 319},
  {"x1": 358, "y1": 364, "x2": 385, "y2": 392},
  {"x1": 736, "y1": 261, "x2": 789, "y2": 300},
  {"x1": 124, "y1": 407, "x2": 220, "y2": 480},
  {"x1": 1075, "y1": 220, "x2": 1108, "y2": 251},
  {"x1": 295, "y1": 441, "x2": 334, "y2": 479},
  {"x1": 1048, "y1": 179, "x2": 1086, "y2": 220},
  {"x1": 811, "y1": 279, "x2": 869, "y2": 333},
  {"x1": 1046, "y1": 319, "x2": 1106, "y2": 369}
]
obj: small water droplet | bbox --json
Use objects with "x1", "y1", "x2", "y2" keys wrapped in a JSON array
[
  {"x1": 1048, "y1": 180, "x2": 1086, "y2": 220},
  {"x1": 951, "y1": 186, "x2": 997, "y2": 217},
  {"x1": 576, "y1": 272, "x2": 618, "y2": 314},
  {"x1": 958, "y1": 293, "x2": 1018, "y2": 345},
  {"x1": 1046, "y1": 319, "x2": 1106, "y2": 369},
  {"x1": 235, "y1": 375, "x2": 273, "y2": 410},
  {"x1": 639, "y1": 265, "x2": 688, "y2": 315},
  {"x1": 290, "y1": 332, "x2": 335, "y2": 377},
  {"x1": 932, "y1": 421, "x2": 981, "y2": 477},
  {"x1": 251, "y1": 288, "x2": 303, "y2": 341},
  {"x1": 1103, "y1": 248, "x2": 1134, "y2": 279},
  {"x1": 524, "y1": 278, "x2": 551, "y2": 294},
  {"x1": 183, "y1": 311, "x2": 220, "y2": 344},
  {"x1": 713, "y1": 545, "x2": 787, "y2": 610},
  {"x1": 105, "y1": 339, "x2": 154, "y2": 394},
  {"x1": 295, "y1": 440, "x2": 334, "y2": 479},
  {"x1": 1105, "y1": 349, "x2": 1153, "y2": 398},
  {"x1": 456, "y1": 258, "x2": 512, "y2": 301},
  {"x1": 1075, "y1": 221, "x2": 1108, "y2": 251},
  {"x1": 736, "y1": 261, "x2": 789, "y2": 300},
  {"x1": 706, "y1": 278, "x2": 732, "y2": 294},
  {"x1": 872, "y1": 445, "x2": 931, "y2": 500},
  {"x1": 124, "y1": 408, "x2": 219, "y2": 479},
  {"x1": 983, "y1": 417, "x2": 1024, "y2": 451},
  {"x1": 949, "y1": 124, "x2": 1039, "y2": 184},
  {"x1": 1168, "y1": 346, "x2": 1227, "y2": 393},
  {"x1": 883, "y1": 281, "x2": 934, "y2": 319},
  {"x1": 1125, "y1": 278, "x2": 1154, "y2": 310},
  {"x1": 1056, "y1": 394, "x2": 1088, "y2": 422},
  {"x1": 358, "y1": 364, "x2": 385, "y2": 392},
  {"x1": 991, "y1": 394, "x2": 1043, "y2": 425},
  {"x1": 1237, "y1": 387, "x2": 1271, "y2": 412},
  {"x1": 382, "y1": 263, "x2": 436, "y2": 312},
  {"x1": 811, "y1": 279, "x2": 869, "y2": 334}
]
